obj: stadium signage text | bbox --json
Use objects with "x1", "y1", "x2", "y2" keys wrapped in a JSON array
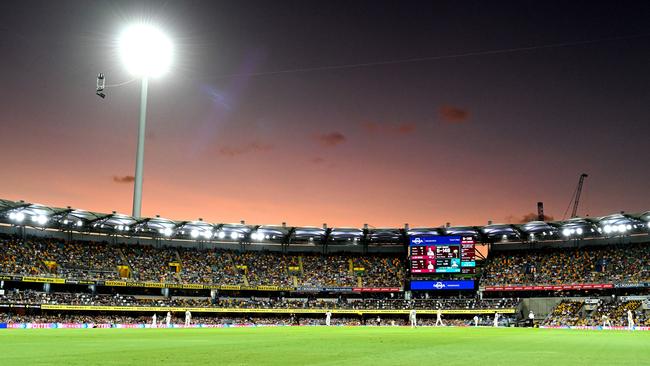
[
  {"x1": 482, "y1": 283, "x2": 614, "y2": 292},
  {"x1": 38, "y1": 304, "x2": 514, "y2": 315}
]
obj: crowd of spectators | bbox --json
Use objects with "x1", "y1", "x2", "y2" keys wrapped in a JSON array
[
  {"x1": 178, "y1": 248, "x2": 239, "y2": 285},
  {"x1": 542, "y1": 298, "x2": 649, "y2": 327},
  {"x1": 0, "y1": 289, "x2": 519, "y2": 311},
  {"x1": 121, "y1": 245, "x2": 178, "y2": 283},
  {"x1": 300, "y1": 254, "x2": 356, "y2": 287},
  {"x1": 482, "y1": 244, "x2": 650, "y2": 286},
  {"x1": 0, "y1": 238, "x2": 50, "y2": 276},
  {"x1": 0, "y1": 236, "x2": 405, "y2": 288},
  {"x1": 541, "y1": 300, "x2": 584, "y2": 326}
]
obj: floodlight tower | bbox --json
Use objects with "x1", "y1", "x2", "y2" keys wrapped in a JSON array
[{"x1": 118, "y1": 24, "x2": 173, "y2": 217}]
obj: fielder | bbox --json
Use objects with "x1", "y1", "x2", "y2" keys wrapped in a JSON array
[
  {"x1": 185, "y1": 310, "x2": 192, "y2": 327},
  {"x1": 435, "y1": 308, "x2": 444, "y2": 326},
  {"x1": 602, "y1": 314, "x2": 611, "y2": 328},
  {"x1": 627, "y1": 309, "x2": 635, "y2": 331},
  {"x1": 409, "y1": 309, "x2": 417, "y2": 328}
]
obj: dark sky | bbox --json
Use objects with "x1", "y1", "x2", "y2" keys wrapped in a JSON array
[{"x1": 1, "y1": 0, "x2": 650, "y2": 227}]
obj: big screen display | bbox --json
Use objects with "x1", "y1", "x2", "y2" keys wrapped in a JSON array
[
  {"x1": 410, "y1": 280, "x2": 475, "y2": 291},
  {"x1": 409, "y1": 235, "x2": 476, "y2": 274}
]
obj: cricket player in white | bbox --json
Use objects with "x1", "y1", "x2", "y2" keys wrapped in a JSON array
[
  {"x1": 166, "y1": 311, "x2": 172, "y2": 328},
  {"x1": 325, "y1": 311, "x2": 332, "y2": 326},
  {"x1": 473, "y1": 315, "x2": 479, "y2": 327},
  {"x1": 185, "y1": 310, "x2": 192, "y2": 327},
  {"x1": 409, "y1": 309, "x2": 417, "y2": 328},
  {"x1": 435, "y1": 308, "x2": 444, "y2": 326},
  {"x1": 152, "y1": 313, "x2": 157, "y2": 328},
  {"x1": 627, "y1": 310, "x2": 634, "y2": 330},
  {"x1": 493, "y1": 312, "x2": 499, "y2": 327},
  {"x1": 601, "y1": 314, "x2": 611, "y2": 328}
]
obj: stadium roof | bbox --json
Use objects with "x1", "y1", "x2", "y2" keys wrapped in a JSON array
[{"x1": 0, "y1": 198, "x2": 648, "y2": 245}]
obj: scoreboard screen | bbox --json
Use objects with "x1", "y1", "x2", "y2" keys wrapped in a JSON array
[{"x1": 409, "y1": 236, "x2": 476, "y2": 274}]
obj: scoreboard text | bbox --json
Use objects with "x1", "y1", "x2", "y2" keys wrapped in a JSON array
[{"x1": 409, "y1": 236, "x2": 476, "y2": 274}]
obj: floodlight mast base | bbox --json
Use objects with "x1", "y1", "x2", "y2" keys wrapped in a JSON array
[{"x1": 132, "y1": 77, "x2": 149, "y2": 218}]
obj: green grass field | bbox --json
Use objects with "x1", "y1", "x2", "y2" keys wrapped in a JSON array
[{"x1": 1, "y1": 327, "x2": 648, "y2": 365}]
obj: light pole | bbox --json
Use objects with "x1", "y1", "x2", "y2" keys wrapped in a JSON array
[{"x1": 118, "y1": 24, "x2": 173, "y2": 218}]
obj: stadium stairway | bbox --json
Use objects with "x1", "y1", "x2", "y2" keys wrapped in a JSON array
[
  {"x1": 117, "y1": 248, "x2": 134, "y2": 279},
  {"x1": 298, "y1": 256, "x2": 304, "y2": 275}
]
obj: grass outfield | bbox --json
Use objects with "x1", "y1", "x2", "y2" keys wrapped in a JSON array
[{"x1": 1, "y1": 327, "x2": 648, "y2": 365}]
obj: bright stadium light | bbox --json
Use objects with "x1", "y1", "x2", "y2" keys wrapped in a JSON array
[
  {"x1": 162, "y1": 227, "x2": 173, "y2": 237},
  {"x1": 14, "y1": 212, "x2": 25, "y2": 223},
  {"x1": 603, "y1": 225, "x2": 612, "y2": 234},
  {"x1": 576, "y1": 228, "x2": 583, "y2": 235},
  {"x1": 647, "y1": 222, "x2": 650, "y2": 229},
  {"x1": 618, "y1": 224, "x2": 626, "y2": 233},
  {"x1": 230, "y1": 232, "x2": 239, "y2": 240},
  {"x1": 8, "y1": 212, "x2": 16, "y2": 220},
  {"x1": 202, "y1": 230, "x2": 213, "y2": 239},
  {"x1": 118, "y1": 24, "x2": 173, "y2": 78},
  {"x1": 562, "y1": 228, "x2": 571, "y2": 237},
  {"x1": 217, "y1": 231, "x2": 226, "y2": 239},
  {"x1": 626, "y1": 224, "x2": 632, "y2": 231},
  {"x1": 190, "y1": 229, "x2": 199, "y2": 239},
  {"x1": 76, "y1": 220, "x2": 83, "y2": 227},
  {"x1": 118, "y1": 24, "x2": 173, "y2": 218},
  {"x1": 36, "y1": 214, "x2": 49, "y2": 225}
]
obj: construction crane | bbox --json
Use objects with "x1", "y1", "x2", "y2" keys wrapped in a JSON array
[{"x1": 563, "y1": 173, "x2": 588, "y2": 219}]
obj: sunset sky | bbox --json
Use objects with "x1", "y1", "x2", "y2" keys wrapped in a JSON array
[{"x1": 1, "y1": 1, "x2": 650, "y2": 228}]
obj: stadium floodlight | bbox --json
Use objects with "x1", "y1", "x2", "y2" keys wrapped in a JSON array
[
  {"x1": 8, "y1": 212, "x2": 16, "y2": 221},
  {"x1": 626, "y1": 224, "x2": 632, "y2": 231},
  {"x1": 562, "y1": 228, "x2": 571, "y2": 237},
  {"x1": 576, "y1": 228, "x2": 583, "y2": 235},
  {"x1": 217, "y1": 231, "x2": 226, "y2": 239},
  {"x1": 162, "y1": 227, "x2": 173, "y2": 237},
  {"x1": 35, "y1": 214, "x2": 48, "y2": 225},
  {"x1": 618, "y1": 224, "x2": 626, "y2": 233},
  {"x1": 62, "y1": 219, "x2": 69, "y2": 225},
  {"x1": 118, "y1": 24, "x2": 173, "y2": 78},
  {"x1": 76, "y1": 220, "x2": 83, "y2": 227},
  {"x1": 36, "y1": 214, "x2": 48, "y2": 225},
  {"x1": 647, "y1": 222, "x2": 650, "y2": 229},
  {"x1": 202, "y1": 230, "x2": 213, "y2": 239},
  {"x1": 118, "y1": 24, "x2": 173, "y2": 218},
  {"x1": 15, "y1": 212, "x2": 25, "y2": 222},
  {"x1": 190, "y1": 229, "x2": 199, "y2": 239},
  {"x1": 603, "y1": 225, "x2": 612, "y2": 234},
  {"x1": 230, "y1": 232, "x2": 239, "y2": 240}
]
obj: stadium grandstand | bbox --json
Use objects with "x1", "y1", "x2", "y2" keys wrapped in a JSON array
[{"x1": 0, "y1": 198, "x2": 649, "y2": 330}]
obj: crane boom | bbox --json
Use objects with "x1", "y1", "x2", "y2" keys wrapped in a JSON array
[{"x1": 571, "y1": 173, "x2": 588, "y2": 218}]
